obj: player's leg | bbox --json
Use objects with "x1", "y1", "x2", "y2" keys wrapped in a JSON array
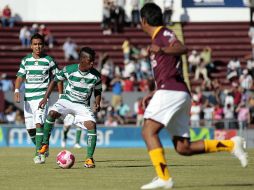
[
  {"x1": 74, "y1": 127, "x2": 82, "y2": 148},
  {"x1": 84, "y1": 120, "x2": 97, "y2": 168},
  {"x1": 62, "y1": 124, "x2": 70, "y2": 148},
  {"x1": 39, "y1": 110, "x2": 61, "y2": 154},
  {"x1": 173, "y1": 136, "x2": 248, "y2": 167},
  {"x1": 24, "y1": 101, "x2": 36, "y2": 145},
  {"x1": 141, "y1": 119, "x2": 173, "y2": 190}
]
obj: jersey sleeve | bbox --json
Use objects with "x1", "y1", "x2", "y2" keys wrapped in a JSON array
[
  {"x1": 54, "y1": 66, "x2": 67, "y2": 82},
  {"x1": 16, "y1": 59, "x2": 26, "y2": 78},
  {"x1": 161, "y1": 29, "x2": 178, "y2": 46},
  {"x1": 49, "y1": 59, "x2": 60, "y2": 76},
  {"x1": 94, "y1": 74, "x2": 102, "y2": 93}
]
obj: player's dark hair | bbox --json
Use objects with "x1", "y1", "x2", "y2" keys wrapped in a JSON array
[
  {"x1": 30, "y1": 33, "x2": 44, "y2": 44},
  {"x1": 79, "y1": 47, "x2": 96, "y2": 61},
  {"x1": 140, "y1": 3, "x2": 163, "y2": 26}
]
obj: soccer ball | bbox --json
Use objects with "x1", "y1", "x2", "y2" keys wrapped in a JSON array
[{"x1": 56, "y1": 150, "x2": 75, "y2": 169}]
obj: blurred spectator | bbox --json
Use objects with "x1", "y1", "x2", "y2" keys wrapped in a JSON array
[
  {"x1": 131, "y1": 0, "x2": 140, "y2": 28},
  {"x1": 4, "y1": 104, "x2": 16, "y2": 123},
  {"x1": 133, "y1": 97, "x2": 144, "y2": 126},
  {"x1": 248, "y1": 25, "x2": 254, "y2": 57},
  {"x1": 123, "y1": 60, "x2": 136, "y2": 78},
  {"x1": 110, "y1": 74, "x2": 123, "y2": 109},
  {"x1": 39, "y1": 24, "x2": 54, "y2": 48},
  {"x1": 102, "y1": 0, "x2": 112, "y2": 35},
  {"x1": 123, "y1": 75, "x2": 136, "y2": 91},
  {"x1": 239, "y1": 69, "x2": 253, "y2": 91},
  {"x1": 30, "y1": 24, "x2": 39, "y2": 36},
  {"x1": 188, "y1": 50, "x2": 200, "y2": 73},
  {"x1": 236, "y1": 102, "x2": 250, "y2": 130},
  {"x1": 96, "y1": 97, "x2": 110, "y2": 123},
  {"x1": 190, "y1": 95, "x2": 201, "y2": 128},
  {"x1": 163, "y1": 0, "x2": 174, "y2": 26},
  {"x1": 104, "y1": 115, "x2": 118, "y2": 127},
  {"x1": 200, "y1": 46, "x2": 212, "y2": 65},
  {"x1": 1, "y1": 5, "x2": 15, "y2": 28},
  {"x1": 203, "y1": 101, "x2": 214, "y2": 127},
  {"x1": 194, "y1": 58, "x2": 210, "y2": 84},
  {"x1": 122, "y1": 38, "x2": 131, "y2": 62},
  {"x1": 62, "y1": 38, "x2": 79, "y2": 62},
  {"x1": 116, "y1": 99, "x2": 131, "y2": 124},
  {"x1": 19, "y1": 26, "x2": 31, "y2": 48},
  {"x1": 249, "y1": 0, "x2": 254, "y2": 25},
  {"x1": 100, "y1": 53, "x2": 115, "y2": 91},
  {"x1": 213, "y1": 103, "x2": 223, "y2": 121},
  {"x1": 0, "y1": 73, "x2": 13, "y2": 92},
  {"x1": 246, "y1": 57, "x2": 254, "y2": 77},
  {"x1": 223, "y1": 103, "x2": 235, "y2": 129},
  {"x1": 232, "y1": 84, "x2": 242, "y2": 107},
  {"x1": 227, "y1": 57, "x2": 241, "y2": 80},
  {"x1": 110, "y1": 1, "x2": 125, "y2": 33}
]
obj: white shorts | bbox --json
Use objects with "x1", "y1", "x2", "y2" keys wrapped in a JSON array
[
  {"x1": 51, "y1": 99, "x2": 95, "y2": 129},
  {"x1": 144, "y1": 90, "x2": 191, "y2": 138},
  {"x1": 24, "y1": 99, "x2": 48, "y2": 130}
]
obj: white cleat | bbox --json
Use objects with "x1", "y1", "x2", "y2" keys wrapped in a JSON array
[
  {"x1": 231, "y1": 136, "x2": 248, "y2": 168},
  {"x1": 33, "y1": 155, "x2": 44, "y2": 164},
  {"x1": 40, "y1": 154, "x2": 46, "y2": 163},
  {"x1": 141, "y1": 177, "x2": 174, "y2": 189},
  {"x1": 74, "y1": 143, "x2": 82, "y2": 149}
]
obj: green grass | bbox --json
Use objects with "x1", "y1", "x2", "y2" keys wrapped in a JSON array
[{"x1": 0, "y1": 148, "x2": 253, "y2": 190}]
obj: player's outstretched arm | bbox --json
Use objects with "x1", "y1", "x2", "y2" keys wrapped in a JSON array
[{"x1": 38, "y1": 80, "x2": 57, "y2": 108}]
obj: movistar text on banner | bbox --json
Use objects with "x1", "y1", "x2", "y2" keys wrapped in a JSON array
[{"x1": 182, "y1": 0, "x2": 247, "y2": 8}]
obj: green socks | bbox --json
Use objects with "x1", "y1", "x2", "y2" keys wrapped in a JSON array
[
  {"x1": 28, "y1": 129, "x2": 36, "y2": 145},
  {"x1": 42, "y1": 116, "x2": 55, "y2": 145},
  {"x1": 86, "y1": 129, "x2": 97, "y2": 158}
]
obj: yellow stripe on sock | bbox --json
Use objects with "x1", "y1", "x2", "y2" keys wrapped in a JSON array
[
  {"x1": 204, "y1": 140, "x2": 234, "y2": 153},
  {"x1": 149, "y1": 148, "x2": 170, "y2": 180}
]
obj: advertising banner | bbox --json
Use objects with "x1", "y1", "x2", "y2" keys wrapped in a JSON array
[
  {"x1": 182, "y1": 0, "x2": 247, "y2": 8},
  {"x1": 0, "y1": 125, "x2": 214, "y2": 148}
]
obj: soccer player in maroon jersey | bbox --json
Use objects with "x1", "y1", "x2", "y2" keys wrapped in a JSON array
[{"x1": 139, "y1": 3, "x2": 248, "y2": 189}]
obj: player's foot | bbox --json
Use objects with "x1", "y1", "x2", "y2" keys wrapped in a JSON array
[
  {"x1": 231, "y1": 136, "x2": 248, "y2": 168},
  {"x1": 74, "y1": 143, "x2": 81, "y2": 149},
  {"x1": 33, "y1": 155, "x2": 44, "y2": 164},
  {"x1": 61, "y1": 141, "x2": 66, "y2": 148},
  {"x1": 39, "y1": 144, "x2": 49, "y2": 154},
  {"x1": 40, "y1": 154, "x2": 46, "y2": 164},
  {"x1": 84, "y1": 158, "x2": 95, "y2": 168},
  {"x1": 141, "y1": 177, "x2": 174, "y2": 189},
  {"x1": 45, "y1": 150, "x2": 49, "y2": 158}
]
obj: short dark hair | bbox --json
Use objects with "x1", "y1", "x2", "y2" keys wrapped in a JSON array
[
  {"x1": 30, "y1": 33, "x2": 44, "y2": 44},
  {"x1": 79, "y1": 47, "x2": 96, "y2": 61},
  {"x1": 140, "y1": 3, "x2": 163, "y2": 26}
]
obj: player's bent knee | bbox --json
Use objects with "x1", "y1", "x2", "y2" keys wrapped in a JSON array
[
  {"x1": 84, "y1": 121, "x2": 96, "y2": 130},
  {"x1": 175, "y1": 146, "x2": 192, "y2": 156},
  {"x1": 48, "y1": 110, "x2": 61, "y2": 119}
]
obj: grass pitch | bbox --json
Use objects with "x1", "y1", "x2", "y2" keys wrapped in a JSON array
[{"x1": 0, "y1": 148, "x2": 253, "y2": 190}]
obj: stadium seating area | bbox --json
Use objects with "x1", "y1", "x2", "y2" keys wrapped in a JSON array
[{"x1": 0, "y1": 21, "x2": 251, "y2": 90}]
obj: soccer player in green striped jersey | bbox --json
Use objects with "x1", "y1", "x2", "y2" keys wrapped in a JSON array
[
  {"x1": 38, "y1": 47, "x2": 102, "y2": 168},
  {"x1": 14, "y1": 33, "x2": 62, "y2": 164}
]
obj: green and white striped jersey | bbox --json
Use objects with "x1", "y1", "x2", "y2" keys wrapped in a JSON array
[
  {"x1": 55, "y1": 64, "x2": 102, "y2": 105},
  {"x1": 17, "y1": 53, "x2": 59, "y2": 101}
]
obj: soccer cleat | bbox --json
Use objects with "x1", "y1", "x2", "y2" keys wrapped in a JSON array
[
  {"x1": 61, "y1": 141, "x2": 66, "y2": 148},
  {"x1": 33, "y1": 155, "x2": 43, "y2": 164},
  {"x1": 141, "y1": 177, "x2": 174, "y2": 189},
  {"x1": 74, "y1": 143, "x2": 81, "y2": 149},
  {"x1": 231, "y1": 136, "x2": 248, "y2": 168},
  {"x1": 39, "y1": 144, "x2": 49, "y2": 154},
  {"x1": 84, "y1": 158, "x2": 95, "y2": 168},
  {"x1": 40, "y1": 154, "x2": 46, "y2": 163}
]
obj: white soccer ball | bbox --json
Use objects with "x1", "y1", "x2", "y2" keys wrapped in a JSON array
[{"x1": 56, "y1": 150, "x2": 75, "y2": 169}]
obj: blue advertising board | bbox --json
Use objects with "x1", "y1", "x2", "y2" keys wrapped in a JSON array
[
  {"x1": 0, "y1": 125, "x2": 214, "y2": 148},
  {"x1": 182, "y1": 0, "x2": 246, "y2": 8}
]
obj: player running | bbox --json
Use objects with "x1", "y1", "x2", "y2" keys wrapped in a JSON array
[
  {"x1": 38, "y1": 47, "x2": 102, "y2": 168},
  {"x1": 14, "y1": 33, "x2": 62, "y2": 164},
  {"x1": 139, "y1": 3, "x2": 248, "y2": 189}
]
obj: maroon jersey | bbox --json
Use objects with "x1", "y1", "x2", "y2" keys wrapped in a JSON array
[{"x1": 151, "y1": 27, "x2": 189, "y2": 93}]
